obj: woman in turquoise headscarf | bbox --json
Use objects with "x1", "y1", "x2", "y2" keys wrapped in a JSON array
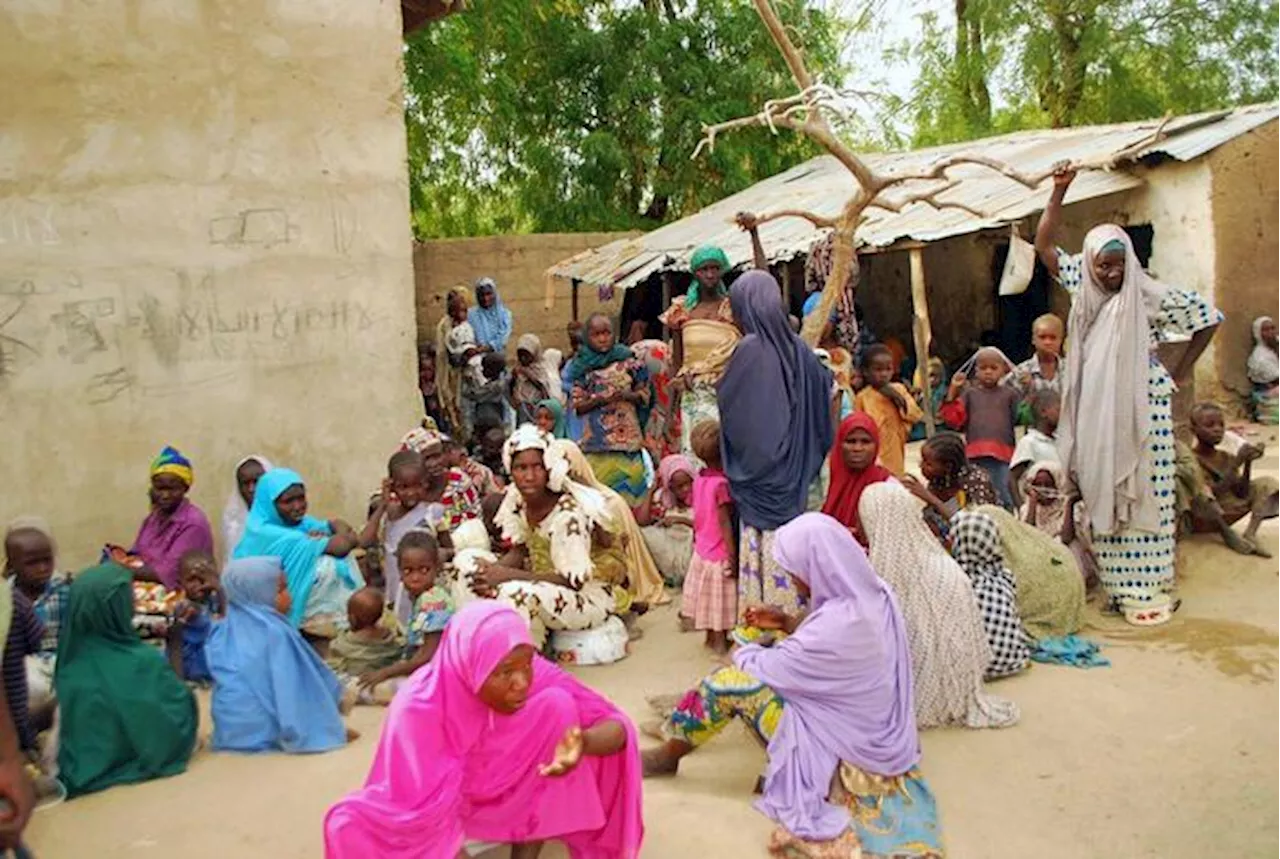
[
  {"x1": 568, "y1": 313, "x2": 653, "y2": 505},
  {"x1": 207, "y1": 557, "x2": 350, "y2": 754},
  {"x1": 55, "y1": 563, "x2": 197, "y2": 797},
  {"x1": 233, "y1": 468, "x2": 363, "y2": 641},
  {"x1": 534, "y1": 397, "x2": 569, "y2": 438},
  {"x1": 660, "y1": 245, "x2": 741, "y2": 466}
]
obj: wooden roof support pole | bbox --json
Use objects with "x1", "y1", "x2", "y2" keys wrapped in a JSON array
[
  {"x1": 909, "y1": 246, "x2": 936, "y2": 438},
  {"x1": 571, "y1": 279, "x2": 581, "y2": 323},
  {"x1": 660, "y1": 272, "x2": 674, "y2": 340},
  {"x1": 780, "y1": 263, "x2": 792, "y2": 313}
]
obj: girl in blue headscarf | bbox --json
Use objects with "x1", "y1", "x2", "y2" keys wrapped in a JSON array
[
  {"x1": 468, "y1": 277, "x2": 513, "y2": 353},
  {"x1": 206, "y1": 557, "x2": 350, "y2": 753},
  {"x1": 232, "y1": 468, "x2": 363, "y2": 636}
]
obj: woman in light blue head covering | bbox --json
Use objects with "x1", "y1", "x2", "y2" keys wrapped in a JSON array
[
  {"x1": 232, "y1": 467, "x2": 362, "y2": 633},
  {"x1": 207, "y1": 557, "x2": 349, "y2": 754},
  {"x1": 468, "y1": 277, "x2": 513, "y2": 353}
]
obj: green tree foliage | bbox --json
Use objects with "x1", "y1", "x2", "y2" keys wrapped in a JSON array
[
  {"x1": 908, "y1": 0, "x2": 1279, "y2": 146},
  {"x1": 403, "y1": 1, "x2": 848, "y2": 238}
]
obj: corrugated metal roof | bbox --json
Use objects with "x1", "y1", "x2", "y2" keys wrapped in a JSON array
[{"x1": 547, "y1": 103, "x2": 1277, "y2": 292}]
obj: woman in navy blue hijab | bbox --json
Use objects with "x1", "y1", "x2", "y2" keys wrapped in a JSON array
[{"x1": 717, "y1": 270, "x2": 834, "y2": 625}]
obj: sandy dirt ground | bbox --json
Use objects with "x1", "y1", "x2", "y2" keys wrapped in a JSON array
[{"x1": 28, "y1": 432, "x2": 1280, "y2": 858}]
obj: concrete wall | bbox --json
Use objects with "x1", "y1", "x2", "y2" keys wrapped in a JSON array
[
  {"x1": 0, "y1": 0, "x2": 420, "y2": 565},
  {"x1": 414, "y1": 232, "x2": 636, "y2": 356},
  {"x1": 1207, "y1": 121, "x2": 1280, "y2": 401}
]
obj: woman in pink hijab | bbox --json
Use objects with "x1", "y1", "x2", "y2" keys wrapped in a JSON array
[{"x1": 324, "y1": 601, "x2": 643, "y2": 859}]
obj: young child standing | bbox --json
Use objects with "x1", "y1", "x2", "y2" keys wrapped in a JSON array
[
  {"x1": 679, "y1": 420, "x2": 737, "y2": 654},
  {"x1": 853, "y1": 344, "x2": 923, "y2": 476},
  {"x1": 356, "y1": 531, "x2": 452, "y2": 696},
  {"x1": 940, "y1": 347, "x2": 1020, "y2": 509},
  {"x1": 1010, "y1": 389, "x2": 1062, "y2": 505},
  {"x1": 1006, "y1": 313, "x2": 1065, "y2": 423},
  {"x1": 1188, "y1": 402, "x2": 1279, "y2": 556}
]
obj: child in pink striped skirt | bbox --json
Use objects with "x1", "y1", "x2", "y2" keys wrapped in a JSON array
[{"x1": 679, "y1": 420, "x2": 738, "y2": 654}]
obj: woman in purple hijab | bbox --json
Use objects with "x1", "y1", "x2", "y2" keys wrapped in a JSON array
[
  {"x1": 717, "y1": 270, "x2": 834, "y2": 625},
  {"x1": 642, "y1": 513, "x2": 942, "y2": 858}
]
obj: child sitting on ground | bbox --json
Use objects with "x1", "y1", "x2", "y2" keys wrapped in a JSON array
[
  {"x1": 5, "y1": 520, "x2": 68, "y2": 732},
  {"x1": 166, "y1": 550, "x2": 221, "y2": 684},
  {"x1": 1020, "y1": 461, "x2": 1099, "y2": 589},
  {"x1": 207, "y1": 557, "x2": 355, "y2": 753},
  {"x1": 680, "y1": 420, "x2": 737, "y2": 654},
  {"x1": 4, "y1": 587, "x2": 44, "y2": 757},
  {"x1": 1188, "y1": 402, "x2": 1279, "y2": 557},
  {"x1": 1010, "y1": 389, "x2": 1062, "y2": 506},
  {"x1": 853, "y1": 345, "x2": 923, "y2": 476},
  {"x1": 356, "y1": 531, "x2": 452, "y2": 699},
  {"x1": 1006, "y1": 313, "x2": 1065, "y2": 424},
  {"x1": 940, "y1": 347, "x2": 1020, "y2": 509},
  {"x1": 327, "y1": 588, "x2": 403, "y2": 703}
]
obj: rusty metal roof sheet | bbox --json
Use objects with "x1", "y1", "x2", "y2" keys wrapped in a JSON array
[{"x1": 547, "y1": 103, "x2": 1277, "y2": 293}]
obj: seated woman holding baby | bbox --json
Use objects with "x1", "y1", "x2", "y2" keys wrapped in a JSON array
[
  {"x1": 233, "y1": 467, "x2": 363, "y2": 646},
  {"x1": 468, "y1": 426, "x2": 623, "y2": 654}
]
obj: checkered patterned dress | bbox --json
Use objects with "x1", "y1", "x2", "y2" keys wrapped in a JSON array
[{"x1": 950, "y1": 512, "x2": 1030, "y2": 679}]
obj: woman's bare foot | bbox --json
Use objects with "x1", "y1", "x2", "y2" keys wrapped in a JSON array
[
  {"x1": 1222, "y1": 526, "x2": 1257, "y2": 555},
  {"x1": 641, "y1": 747, "x2": 681, "y2": 777},
  {"x1": 679, "y1": 615, "x2": 695, "y2": 633},
  {"x1": 645, "y1": 692, "x2": 680, "y2": 716},
  {"x1": 706, "y1": 631, "x2": 729, "y2": 655},
  {"x1": 345, "y1": 726, "x2": 361, "y2": 743}
]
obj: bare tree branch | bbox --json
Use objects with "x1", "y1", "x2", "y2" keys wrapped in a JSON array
[
  {"x1": 867, "y1": 179, "x2": 991, "y2": 219},
  {"x1": 752, "y1": 208, "x2": 837, "y2": 229}
]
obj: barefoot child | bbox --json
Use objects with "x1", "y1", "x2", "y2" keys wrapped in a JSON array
[
  {"x1": 357, "y1": 531, "x2": 452, "y2": 695},
  {"x1": 1188, "y1": 402, "x2": 1278, "y2": 556},
  {"x1": 940, "y1": 347, "x2": 1020, "y2": 509},
  {"x1": 680, "y1": 421, "x2": 737, "y2": 654},
  {"x1": 854, "y1": 345, "x2": 923, "y2": 476}
]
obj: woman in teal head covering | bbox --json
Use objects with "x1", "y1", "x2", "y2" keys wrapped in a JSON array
[
  {"x1": 232, "y1": 468, "x2": 363, "y2": 637},
  {"x1": 659, "y1": 245, "x2": 742, "y2": 466},
  {"x1": 534, "y1": 398, "x2": 568, "y2": 438},
  {"x1": 55, "y1": 563, "x2": 197, "y2": 797}
]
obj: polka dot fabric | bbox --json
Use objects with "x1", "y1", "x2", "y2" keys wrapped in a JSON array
[{"x1": 1057, "y1": 248, "x2": 1223, "y2": 605}]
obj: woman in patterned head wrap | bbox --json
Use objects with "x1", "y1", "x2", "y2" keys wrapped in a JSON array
[
  {"x1": 660, "y1": 244, "x2": 741, "y2": 466},
  {"x1": 128, "y1": 446, "x2": 214, "y2": 589},
  {"x1": 465, "y1": 425, "x2": 626, "y2": 652}
]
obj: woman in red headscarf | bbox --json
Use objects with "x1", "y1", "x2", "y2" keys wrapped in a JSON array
[{"x1": 822, "y1": 413, "x2": 894, "y2": 546}]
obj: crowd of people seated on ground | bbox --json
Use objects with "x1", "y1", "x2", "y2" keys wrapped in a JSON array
[{"x1": 3, "y1": 168, "x2": 1276, "y2": 859}]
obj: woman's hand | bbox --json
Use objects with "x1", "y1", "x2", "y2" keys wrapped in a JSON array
[
  {"x1": 357, "y1": 668, "x2": 390, "y2": 692},
  {"x1": 1051, "y1": 163, "x2": 1077, "y2": 190},
  {"x1": 880, "y1": 384, "x2": 908, "y2": 413},
  {"x1": 734, "y1": 211, "x2": 760, "y2": 232},
  {"x1": 471, "y1": 562, "x2": 511, "y2": 595},
  {"x1": 539, "y1": 726, "x2": 584, "y2": 777},
  {"x1": 899, "y1": 474, "x2": 932, "y2": 503},
  {"x1": 0, "y1": 759, "x2": 33, "y2": 851},
  {"x1": 744, "y1": 605, "x2": 788, "y2": 631}
]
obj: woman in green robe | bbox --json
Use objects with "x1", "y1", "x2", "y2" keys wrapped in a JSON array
[{"x1": 55, "y1": 563, "x2": 198, "y2": 798}]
